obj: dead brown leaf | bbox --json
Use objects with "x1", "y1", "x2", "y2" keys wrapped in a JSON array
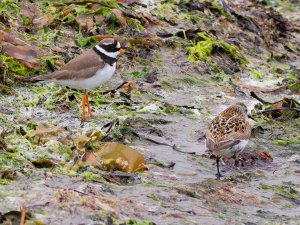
[
  {"x1": 112, "y1": 9, "x2": 127, "y2": 28},
  {"x1": 2, "y1": 44, "x2": 41, "y2": 69},
  {"x1": 76, "y1": 14, "x2": 94, "y2": 32},
  {"x1": 116, "y1": 0, "x2": 141, "y2": 5},
  {"x1": 33, "y1": 13, "x2": 54, "y2": 29},
  {"x1": 21, "y1": 2, "x2": 38, "y2": 21},
  {"x1": 142, "y1": 12, "x2": 160, "y2": 25},
  {"x1": 0, "y1": 31, "x2": 18, "y2": 45},
  {"x1": 94, "y1": 14, "x2": 105, "y2": 25},
  {"x1": 61, "y1": 4, "x2": 76, "y2": 17}
]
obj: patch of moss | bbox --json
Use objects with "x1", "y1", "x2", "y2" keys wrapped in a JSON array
[
  {"x1": 94, "y1": 7, "x2": 120, "y2": 33},
  {"x1": 0, "y1": 0, "x2": 20, "y2": 14}
]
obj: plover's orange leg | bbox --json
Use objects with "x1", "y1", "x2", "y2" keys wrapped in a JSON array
[
  {"x1": 81, "y1": 93, "x2": 87, "y2": 121},
  {"x1": 85, "y1": 92, "x2": 96, "y2": 117}
]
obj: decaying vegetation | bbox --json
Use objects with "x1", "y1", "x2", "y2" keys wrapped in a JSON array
[{"x1": 0, "y1": 0, "x2": 300, "y2": 224}]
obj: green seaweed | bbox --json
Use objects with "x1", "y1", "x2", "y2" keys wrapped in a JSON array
[
  {"x1": 127, "y1": 18, "x2": 143, "y2": 32},
  {"x1": 273, "y1": 139, "x2": 300, "y2": 146},
  {"x1": 75, "y1": 28, "x2": 96, "y2": 47},
  {"x1": 0, "y1": 178, "x2": 12, "y2": 185},
  {"x1": 0, "y1": 54, "x2": 30, "y2": 76},
  {"x1": 125, "y1": 219, "x2": 155, "y2": 225},
  {"x1": 122, "y1": 70, "x2": 147, "y2": 79},
  {"x1": 178, "y1": 74, "x2": 206, "y2": 87},
  {"x1": 249, "y1": 69, "x2": 264, "y2": 79},
  {"x1": 80, "y1": 171, "x2": 104, "y2": 182},
  {"x1": 154, "y1": 2, "x2": 178, "y2": 20},
  {"x1": 275, "y1": 185, "x2": 299, "y2": 200},
  {"x1": 0, "y1": 0, "x2": 20, "y2": 14},
  {"x1": 187, "y1": 32, "x2": 246, "y2": 65}
]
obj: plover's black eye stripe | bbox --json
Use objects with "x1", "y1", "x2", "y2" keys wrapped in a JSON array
[{"x1": 100, "y1": 43, "x2": 121, "y2": 52}]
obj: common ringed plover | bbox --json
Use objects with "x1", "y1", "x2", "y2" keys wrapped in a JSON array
[{"x1": 29, "y1": 38, "x2": 125, "y2": 121}]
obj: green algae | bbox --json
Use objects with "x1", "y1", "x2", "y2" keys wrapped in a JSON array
[
  {"x1": 125, "y1": 219, "x2": 155, "y2": 225},
  {"x1": 0, "y1": 152, "x2": 31, "y2": 169},
  {"x1": 187, "y1": 33, "x2": 247, "y2": 66},
  {"x1": 75, "y1": 28, "x2": 96, "y2": 47},
  {"x1": 273, "y1": 139, "x2": 300, "y2": 146},
  {"x1": 154, "y1": 2, "x2": 178, "y2": 21},
  {"x1": 177, "y1": 74, "x2": 206, "y2": 87},
  {"x1": 0, "y1": 54, "x2": 30, "y2": 76},
  {"x1": 0, "y1": 178, "x2": 12, "y2": 185},
  {"x1": 122, "y1": 70, "x2": 148, "y2": 79},
  {"x1": 127, "y1": 18, "x2": 143, "y2": 32},
  {"x1": 80, "y1": 171, "x2": 105, "y2": 183},
  {"x1": 5, "y1": 134, "x2": 33, "y2": 153},
  {"x1": 249, "y1": 69, "x2": 264, "y2": 79},
  {"x1": 260, "y1": 183, "x2": 299, "y2": 203}
]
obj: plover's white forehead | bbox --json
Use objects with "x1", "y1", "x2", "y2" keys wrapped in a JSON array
[
  {"x1": 102, "y1": 42, "x2": 113, "y2": 45},
  {"x1": 101, "y1": 41, "x2": 120, "y2": 48}
]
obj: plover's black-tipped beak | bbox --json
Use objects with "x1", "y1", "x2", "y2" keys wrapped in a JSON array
[{"x1": 119, "y1": 48, "x2": 125, "y2": 54}]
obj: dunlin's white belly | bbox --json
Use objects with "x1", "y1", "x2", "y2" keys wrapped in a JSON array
[
  {"x1": 206, "y1": 139, "x2": 249, "y2": 157},
  {"x1": 55, "y1": 63, "x2": 116, "y2": 91}
]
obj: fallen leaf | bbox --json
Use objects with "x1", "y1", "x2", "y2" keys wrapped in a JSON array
[
  {"x1": 76, "y1": 14, "x2": 94, "y2": 32},
  {"x1": 142, "y1": 12, "x2": 160, "y2": 25},
  {"x1": 33, "y1": 13, "x2": 54, "y2": 29},
  {"x1": 112, "y1": 9, "x2": 127, "y2": 28},
  {"x1": 116, "y1": 0, "x2": 141, "y2": 6},
  {"x1": 2, "y1": 44, "x2": 41, "y2": 69},
  {"x1": 61, "y1": 4, "x2": 76, "y2": 17},
  {"x1": 0, "y1": 31, "x2": 18, "y2": 45},
  {"x1": 21, "y1": 2, "x2": 37, "y2": 21},
  {"x1": 94, "y1": 14, "x2": 105, "y2": 25}
]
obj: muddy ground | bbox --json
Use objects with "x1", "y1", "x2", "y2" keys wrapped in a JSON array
[{"x1": 0, "y1": 0, "x2": 300, "y2": 224}]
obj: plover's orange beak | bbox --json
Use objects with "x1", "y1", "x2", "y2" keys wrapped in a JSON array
[{"x1": 119, "y1": 48, "x2": 125, "y2": 54}]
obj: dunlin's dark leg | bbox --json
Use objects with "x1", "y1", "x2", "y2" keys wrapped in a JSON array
[
  {"x1": 216, "y1": 156, "x2": 222, "y2": 178},
  {"x1": 234, "y1": 153, "x2": 239, "y2": 167}
]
